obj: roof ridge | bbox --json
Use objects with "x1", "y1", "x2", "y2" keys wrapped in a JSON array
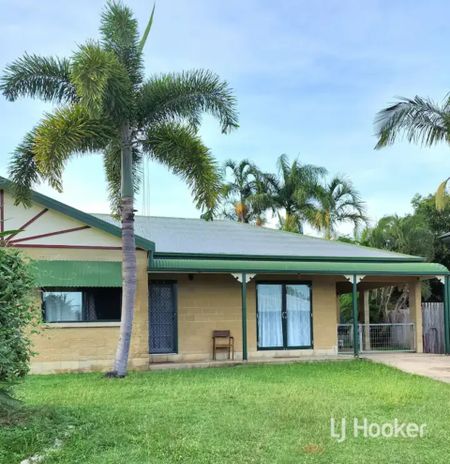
[{"x1": 93, "y1": 213, "x2": 233, "y2": 222}]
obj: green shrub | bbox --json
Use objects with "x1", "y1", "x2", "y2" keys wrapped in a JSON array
[{"x1": 0, "y1": 247, "x2": 39, "y2": 394}]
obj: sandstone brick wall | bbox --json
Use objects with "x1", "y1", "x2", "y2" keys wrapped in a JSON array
[{"x1": 24, "y1": 248, "x2": 149, "y2": 374}]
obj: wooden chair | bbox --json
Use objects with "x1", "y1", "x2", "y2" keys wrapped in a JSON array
[{"x1": 212, "y1": 330, "x2": 234, "y2": 360}]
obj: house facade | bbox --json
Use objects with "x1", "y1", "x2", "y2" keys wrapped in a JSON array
[{"x1": 1, "y1": 178, "x2": 449, "y2": 374}]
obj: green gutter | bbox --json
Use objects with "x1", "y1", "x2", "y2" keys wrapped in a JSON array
[
  {"x1": 445, "y1": 276, "x2": 450, "y2": 355},
  {"x1": 153, "y1": 252, "x2": 425, "y2": 263},
  {"x1": 150, "y1": 258, "x2": 448, "y2": 276}
]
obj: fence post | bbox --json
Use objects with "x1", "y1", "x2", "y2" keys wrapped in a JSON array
[{"x1": 352, "y1": 275, "x2": 359, "y2": 357}]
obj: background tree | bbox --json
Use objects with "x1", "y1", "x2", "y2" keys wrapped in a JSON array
[
  {"x1": 266, "y1": 155, "x2": 326, "y2": 233},
  {"x1": 411, "y1": 193, "x2": 450, "y2": 269},
  {"x1": 311, "y1": 176, "x2": 367, "y2": 239},
  {"x1": 360, "y1": 214, "x2": 434, "y2": 320},
  {"x1": 221, "y1": 159, "x2": 268, "y2": 224},
  {"x1": 361, "y1": 214, "x2": 434, "y2": 260},
  {"x1": 0, "y1": 1, "x2": 238, "y2": 376},
  {"x1": 338, "y1": 212, "x2": 435, "y2": 322}
]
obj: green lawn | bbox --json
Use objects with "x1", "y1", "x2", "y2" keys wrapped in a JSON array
[{"x1": 2, "y1": 360, "x2": 450, "y2": 463}]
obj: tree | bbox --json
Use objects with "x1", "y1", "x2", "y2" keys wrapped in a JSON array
[
  {"x1": 0, "y1": 248, "x2": 38, "y2": 408},
  {"x1": 361, "y1": 214, "x2": 434, "y2": 320},
  {"x1": 266, "y1": 155, "x2": 326, "y2": 233},
  {"x1": 411, "y1": 193, "x2": 450, "y2": 269},
  {"x1": 374, "y1": 95, "x2": 450, "y2": 208},
  {"x1": 310, "y1": 176, "x2": 367, "y2": 239},
  {"x1": 221, "y1": 159, "x2": 268, "y2": 224},
  {"x1": 1, "y1": 1, "x2": 238, "y2": 377},
  {"x1": 361, "y1": 214, "x2": 434, "y2": 260}
]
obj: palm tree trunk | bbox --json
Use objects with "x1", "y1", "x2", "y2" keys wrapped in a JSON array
[{"x1": 112, "y1": 122, "x2": 137, "y2": 377}]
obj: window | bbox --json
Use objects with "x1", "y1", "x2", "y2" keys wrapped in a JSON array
[
  {"x1": 257, "y1": 282, "x2": 312, "y2": 349},
  {"x1": 42, "y1": 288, "x2": 121, "y2": 323}
]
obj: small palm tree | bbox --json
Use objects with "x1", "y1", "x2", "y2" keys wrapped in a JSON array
[
  {"x1": 374, "y1": 96, "x2": 450, "y2": 208},
  {"x1": 266, "y1": 154, "x2": 326, "y2": 233},
  {"x1": 362, "y1": 214, "x2": 434, "y2": 260},
  {"x1": 311, "y1": 176, "x2": 367, "y2": 239},
  {"x1": 361, "y1": 214, "x2": 434, "y2": 320},
  {"x1": 1, "y1": 1, "x2": 238, "y2": 376},
  {"x1": 221, "y1": 159, "x2": 267, "y2": 224}
]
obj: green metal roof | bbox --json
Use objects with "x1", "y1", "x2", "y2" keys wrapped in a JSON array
[
  {"x1": 151, "y1": 258, "x2": 448, "y2": 276},
  {"x1": 0, "y1": 177, "x2": 154, "y2": 252},
  {"x1": 35, "y1": 260, "x2": 122, "y2": 287},
  {"x1": 95, "y1": 214, "x2": 421, "y2": 261}
]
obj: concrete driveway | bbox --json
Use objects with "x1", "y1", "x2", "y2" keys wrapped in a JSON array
[{"x1": 363, "y1": 353, "x2": 450, "y2": 383}]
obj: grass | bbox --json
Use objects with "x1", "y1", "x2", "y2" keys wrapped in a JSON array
[{"x1": 2, "y1": 360, "x2": 450, "y2": 463}]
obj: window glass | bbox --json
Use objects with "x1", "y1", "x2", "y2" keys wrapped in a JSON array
[
  {"x1": 257, "y1": 283, "x2": 312, "y2": 349},
  {"x1": 286, "y1": 284, "x2": 311, "y2": 347},
  {"x1": 43, "y1": 291, "x2": 82, "y2": 322},
  {"x1": 42, "y1": 288, "x2": 121, "y2": 322},
  {"x1": 257, "y1": 284, "x2": 283, "y2": 348}
]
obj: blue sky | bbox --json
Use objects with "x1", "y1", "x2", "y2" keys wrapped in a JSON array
[{"x1": 1, "y1": 0, "x2": 450, "y2": 235}]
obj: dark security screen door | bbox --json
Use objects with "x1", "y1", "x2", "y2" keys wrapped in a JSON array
[{"x1": 149, "y1": 281, "x2": 177, "y2": 354}]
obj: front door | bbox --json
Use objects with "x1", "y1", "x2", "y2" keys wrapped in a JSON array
[
  {"x1": 149, "y1": 281, "x2": 177, "y2": 354},
  {"x1": 256, "y1": 282, "x2": 312, "y2": 349}
]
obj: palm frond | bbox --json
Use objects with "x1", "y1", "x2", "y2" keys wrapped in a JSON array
[
  {"x1": 8, "y1": 129, "x2": 43, "y2": 205},
  {"x1": 100, "y1": 1, "x2": 143, "y2": 86},
  {"x1": 139, "y1": 4, "x2": 156, "y2": 52},
  {"x1": 277, "y1": 154, "x2": 291, "y2": 181},
  {"x1": 436, "y1": 177, "x2": 450, "y2": 211},
  {"x1": 375, "y1": 96, "x2": 450, "y2": 149},
  {"x1": 70, "y1": 42, "x2": 132, "y2": 121},
  {"x1": 141, "y1": 122, "x2": 221, "y2": 210},
  {"x1": 138, "y1": 70, "x2": 239, "y2": 133},
  {"x1": 1, "y1": 53, "x2": 76, "y2": 103},
  {"x1": 32, "y1": 105, "x2": 114, "y2": 188}
]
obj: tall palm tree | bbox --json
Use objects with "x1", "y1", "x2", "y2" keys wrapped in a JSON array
[
  {"x1": 0, "y1": 1, "x2": 238, "y2": 377},
  {"x1": 374, "y1": 96, "x2": 450, "y2": 208},
  {"x1": 311, "y1": 176, "x2": 367, "y2": 239},
  {"x1": 266, "y1": 154, "x2": 326, "y2": 233},
  {"x1": 221, "y1": 159, "x2": 267, "y2": 224}
]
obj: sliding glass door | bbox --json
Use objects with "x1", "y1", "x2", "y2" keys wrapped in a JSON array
[
  {"x1": 257, "y1": 282, "x2": 312, "y2": 349},
  {"x1": 257, "y1": 284, "x2": 283, "y2": 348}
]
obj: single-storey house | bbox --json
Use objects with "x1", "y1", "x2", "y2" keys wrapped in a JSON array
[{"x1": 1, "y1": 177, "x2": 449, "y2": 374}]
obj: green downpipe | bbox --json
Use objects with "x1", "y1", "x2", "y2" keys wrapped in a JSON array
[
  {"x1": 445, "y1": 276, "x2": 450, "y2": 355},
  {"x1": 352, "y1": 275, "x2": 359, "y2": 357},
  {"x1": 242, "y1": 272, "x2": 248, "y2": 361}
]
